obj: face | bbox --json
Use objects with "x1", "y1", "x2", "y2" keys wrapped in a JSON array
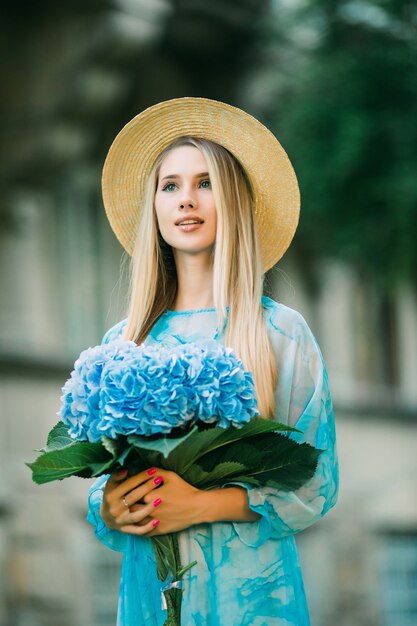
[{"x1": 154, "y1": 145, "x2": 217, "y2": 258}]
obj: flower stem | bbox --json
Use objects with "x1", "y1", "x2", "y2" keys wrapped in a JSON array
[{"x1": 151, "y1": 534, "x2": 197, "y2": 626}]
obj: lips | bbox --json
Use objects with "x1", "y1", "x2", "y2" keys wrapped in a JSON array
[{"x1": 175, "y1": 215, "x2": 204, "y2": 225}]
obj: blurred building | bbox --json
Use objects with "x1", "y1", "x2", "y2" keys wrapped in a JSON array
[{"x1": 1, "y1": 1, "x2": 417, "y2": 625}]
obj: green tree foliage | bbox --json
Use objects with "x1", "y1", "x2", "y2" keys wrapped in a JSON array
[{"x1": 261, "y1": 1, "x2": 417, "y2": 292}]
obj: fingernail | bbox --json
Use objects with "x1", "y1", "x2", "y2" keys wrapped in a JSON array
[
  {"x1": 153, "y1": 476, "x2": 163, "y2": 486},
  {"x1": 153, "y1": 498, "x2": 162, "y2": 507},
  {"x1": 152, "y1": 519, "x2": 160, "y2": 527},
  {"x1": 118, "y1": 469, "x2": 128, "y2": 477},
  {"x1": 147, "y1": 468, "x2": 157, "y2": 476}
]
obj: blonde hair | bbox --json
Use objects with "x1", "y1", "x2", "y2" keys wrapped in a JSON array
[{"x1": 122, "y1": 136, "x2": 277, "y2": 417}]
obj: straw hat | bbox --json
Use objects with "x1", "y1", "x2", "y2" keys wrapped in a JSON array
[{"x1": 102, "y1": 96, "x2": 300, "y2": 272}]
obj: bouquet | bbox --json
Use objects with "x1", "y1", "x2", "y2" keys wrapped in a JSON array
[{"x1": 27, "y1": 339, "x2": 322, "y2": 626}]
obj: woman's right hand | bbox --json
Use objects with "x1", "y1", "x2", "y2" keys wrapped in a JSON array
[{"x1": 100, "y1": 468, "x2": 164, "y2": 535}]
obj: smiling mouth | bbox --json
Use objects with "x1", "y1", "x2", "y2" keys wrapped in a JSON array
[
  {"x1": 176, "y1": 219, "x2": 204, "y2": 226},
  {"x1": 176, "y1": 221, "x2": 204, "y2": 233}
]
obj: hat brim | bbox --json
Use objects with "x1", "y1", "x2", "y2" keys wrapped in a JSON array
[{"x1": 102, "y1": 97, "x2": 300, "y2": 272}]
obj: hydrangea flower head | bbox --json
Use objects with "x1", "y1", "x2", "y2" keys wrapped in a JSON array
[{"x1": 58, "y1": 339, "x2": 259, "y2": 442}]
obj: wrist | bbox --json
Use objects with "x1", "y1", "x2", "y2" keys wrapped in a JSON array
[
  {"x1": 195, "y1": 487, "x2": 261, "y2": 524},
  {"x1": 194, "y1": 489, "x2": 217, "y2": 524}
]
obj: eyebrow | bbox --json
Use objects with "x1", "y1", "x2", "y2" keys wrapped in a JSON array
[{"x1": 160, "y1": 172, "x2": 210, "y2": 182}]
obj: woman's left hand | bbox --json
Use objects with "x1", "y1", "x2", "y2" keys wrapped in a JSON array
[{"x1": 131, "y1": 468, "x2": 206, "y2": 536}]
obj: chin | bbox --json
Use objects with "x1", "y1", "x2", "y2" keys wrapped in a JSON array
[{"x1": 171, "y1": 241, "x2": 216, "y2": 255}]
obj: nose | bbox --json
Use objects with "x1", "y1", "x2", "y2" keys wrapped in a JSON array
[
  {"x1": 179, "y1": 186, "x2": 197, "y2": 209},
  {"x1": 179, "y1": 200, "x2": 195, "y2": 209}
]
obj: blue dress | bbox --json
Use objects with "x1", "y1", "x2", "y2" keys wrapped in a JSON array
[{"x1": 87, "y1": 295, "x2": 339, "y2": 626}]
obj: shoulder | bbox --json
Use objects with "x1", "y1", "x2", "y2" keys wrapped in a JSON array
[
  {"x1": 261, "y1": 294, "x2": 310, "y2": 336},
  {"x1": 101, "y1": 318, "x2": 128, "y2": 344},
  {"x1": 261, "y1": 295, "x2": 322, "y2": 360}
]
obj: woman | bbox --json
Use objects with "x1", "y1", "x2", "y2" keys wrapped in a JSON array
[{"x1": 87, "y1": 97, "x2": 339, "y2": 625}]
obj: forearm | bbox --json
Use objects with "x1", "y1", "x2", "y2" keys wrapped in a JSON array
[{"x1": 197, "y1": 486, "x2": 262, "y2": 524}]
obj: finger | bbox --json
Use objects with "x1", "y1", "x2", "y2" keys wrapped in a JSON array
[
  {"x1": 112, "y1": 468, "x2": 161, "y2": 500},
  {"x1": 119, "y1": 517, "x2": 161, "y2": 536},
  {"x1": 118, "y1": 491, "x2": 162, "y2": 525},
  {"x1": 129, "y1": 503, "x2": 152, "y2": 514},
  {"x1": 123, "y1": 475, "x2": 165, "y2": 508},
  {"x1": 106, "y1": 468, "x2": 129, "y2": 486},
  {"x1": 115, "y1": 502, "x2": 147, "y2": 526},
  {"x1": 134, "y1": 515, "x2": 153, "y2": 525},
  {"x1": 127, "y1": 500, "x2": 162, "y2": 525},
  {"x1": 116, "y1": 486, "x2": 163, "y2": 523}
]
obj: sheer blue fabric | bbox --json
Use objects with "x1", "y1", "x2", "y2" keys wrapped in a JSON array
[{"x1": 87, "y1": 296, "x2": 339, "y2": 625}]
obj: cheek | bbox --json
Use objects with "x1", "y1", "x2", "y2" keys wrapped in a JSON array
[
  {"x1": 154, "y1": 204, "x2": 176, "y2": 244},
  {"x1": 154, "y1": 202, "x2": 168, "y2": 230}
]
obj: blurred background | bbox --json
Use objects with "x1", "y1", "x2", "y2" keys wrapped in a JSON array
[{"x1": 1, "y1": 0, "x2": 417, "y2": 624}]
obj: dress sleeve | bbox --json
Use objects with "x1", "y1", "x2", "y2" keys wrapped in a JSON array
[
  {"x1": 86, "y1": 321, "x2": 129, "y2": 553},
  {"x1": 223, "y1": 302, "x2": 339, "y2": 548}
]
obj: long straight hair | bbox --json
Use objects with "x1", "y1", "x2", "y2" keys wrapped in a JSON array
[{"x1": 122, "y1": 136, "x2": 277, "y2": 417}]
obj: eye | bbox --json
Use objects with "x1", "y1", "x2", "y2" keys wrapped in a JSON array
[
  {"x1": 162, "y1": 182, "x2": 177, "y2": 192},
  {"x1": 200, "y1": 179, "x2": 211, "y2": 189}
]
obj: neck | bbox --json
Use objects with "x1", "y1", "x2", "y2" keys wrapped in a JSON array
[{"x1": 172, "y1": 250, "x2": 214, "y2": 311}]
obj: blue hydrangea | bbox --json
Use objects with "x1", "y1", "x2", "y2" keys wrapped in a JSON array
[{"x1": 58, "y1": 339, "x2": 259, "y2": 442}]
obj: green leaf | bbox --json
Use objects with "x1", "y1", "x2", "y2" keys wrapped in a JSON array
[
  {"x1": 166, "y1": 417, "x2": 299, "y2": 473},
  {"x1": 248, "y1": 441, "x2": 322, "y2": 491},
  {"x1": 113, "y1": 446, "x2": 158, "y2": 476},
  {"x1": 100, "y1": 436, "x2": 137, "y2": 469},
  {"x1": 232, "y1": 417, "x2": 299, "y2": 437},
  {"x1": 206, "y1": 439, "x2": 322, "y2": 491},
  {"x1": 196, "y1": 440, "x2": 261, "y2": 470},
  {"x1": 101, "y1": 436, "x2": 119, "y2": 457},
  {"x1": 40, "y1": 421, "x2": 74, "y2": 452},
  {"x1": 177, "y1": 560, "x2": 197, "y2": 578},
  {"x1": 175, "y1": 429, "x2": 322, "y2": 492},
  {"x1": 27, "y1": 441, "x2": 111, "y2": 484},
  {"x1": 181, "y1": 464, "x2": 211, "y2": 485},
  {"x1": 127, "y1": 426, "x2": 199, "y2": 459},
  {"x1": 117, "y1": 444, "x2": 135, "y2": 466},
  {"x1": 195, "y1": 461, "x2": 247, "y2": 486},
  {"x1": 89, "y1": 457, "x2": 119, "y2": 477},
  {"x1": 151, "y1": 534, "x2": 179, "y2": 580}
]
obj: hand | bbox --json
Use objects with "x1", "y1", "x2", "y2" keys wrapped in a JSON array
[
  {"x1": 100, "y1": 468, "x2": 164, "y2": 536},
  {"x1": 100, "y1": 467, "x2": 203, "y2": 537},
  {"x1": 141, "y1": 469, "x2": 204, "y2": 536}
]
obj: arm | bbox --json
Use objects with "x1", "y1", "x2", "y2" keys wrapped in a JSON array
[
  {"x1": 93, "y1": 468, "x2": 261, "y2": 538},
  {"x1": 197, "y1": 487, "x2": 262, "y2": 523},
  {"x1": 195, "y1": 486, "x2": 261, "y2": 523},
  {"x1": 221, "y1": 305, "x2": 339, "y2": 547},
  {"x1": 87, "y1": 473, "x2": 129, "y2": 552},
  {"x1": 86, "y1": 320, "x2": 129, "y2": 552}
]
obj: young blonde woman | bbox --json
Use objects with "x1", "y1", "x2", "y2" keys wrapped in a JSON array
[{"x1": 87, "y1": 97, "x2": 339, "y2": 626}]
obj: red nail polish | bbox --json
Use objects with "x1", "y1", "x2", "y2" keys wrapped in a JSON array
[
  {"x1": 153, "y1": 498, "x2": 162, "y2": 507},
  {"x1": 153, "y1": 476, "x2": 163, "y2": 486},
  {"x1": 147, "y1": 468, "x2": 157, "y2": 476},
  {"x1": 118, "y1": 469, "x2": 128, "y2": 477},
  {"x1": 152, "y1": 519, "x2": 160, "y2": 527}
]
